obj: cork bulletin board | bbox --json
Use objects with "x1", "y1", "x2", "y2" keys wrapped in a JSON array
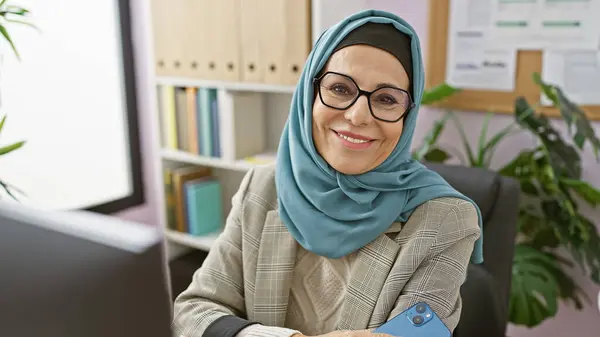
[{"x1": 425, "y1": 0, "x2": 600, "y2": 120}]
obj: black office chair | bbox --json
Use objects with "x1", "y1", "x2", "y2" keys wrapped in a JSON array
[{"x1": 424, "y1": 162, "x2": 520, "y2": 337}]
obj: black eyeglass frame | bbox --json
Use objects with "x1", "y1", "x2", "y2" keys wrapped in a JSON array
[{"x1": 312, "y1": 71, "x2": 415, "y2": 123}]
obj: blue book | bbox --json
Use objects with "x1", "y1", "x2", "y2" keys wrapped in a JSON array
[
  {"x1": 210, "y1": 89, "x2": 221, "y2": 157},
  {"x1": 194, "y1": 89, "x2": 203, "y2": 154},
  {"x1": 184, "y1": 177, "x2": 223, "y2": 236},
  {"x1": 198, "y1": 88, "x2": 213, "y2": 157}
]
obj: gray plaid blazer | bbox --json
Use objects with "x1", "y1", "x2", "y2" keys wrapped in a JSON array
[{"x1": 172, "y1": 165, "x2": 481, "y2": 336}]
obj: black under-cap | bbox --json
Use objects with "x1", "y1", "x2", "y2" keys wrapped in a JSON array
[{"x1": 332, "y1": 22, "x2": 413, "y2": 95}]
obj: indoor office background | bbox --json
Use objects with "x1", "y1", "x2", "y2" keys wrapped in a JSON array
[{"x1": 1, "y1": 1, "x2": 599, "y2": 337}]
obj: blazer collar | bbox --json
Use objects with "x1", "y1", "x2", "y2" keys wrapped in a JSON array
[{"x1": 253, "y1": 210, "x2": 298, "y2": 326}]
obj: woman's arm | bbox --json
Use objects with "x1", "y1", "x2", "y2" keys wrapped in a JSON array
[
  {"x1": 385, "y1": 200, "x2": 481, "y2": 333},
  {"x1": 172, "y1": 170, "x2": 256, "y2": 337}
]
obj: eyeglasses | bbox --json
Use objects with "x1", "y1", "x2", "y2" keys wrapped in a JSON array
[{"x1": 313, "y1": 71, "x2": 414, "y2": 123}]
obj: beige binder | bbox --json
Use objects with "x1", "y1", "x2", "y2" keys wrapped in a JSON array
[
  {"x1": 239, "y1": 0, "x2": 263, "y2": 83},
  {"x1": 151, "y1": 0, "x2": 188, "y2": 77},
  {"x1": 183, "y1": 0, "x2": 213, "y2": 79},
  {"x1": 259, "y1": 0, "x2": 286, "y2": 85},
  {"x1": 258, "y1": 0, "x2": 311, "y2": 86},
  {"x1": 150, "y1": 0, "x2": 169, "y2": 76},
  {"x1": 282, "y1": 0, "x2": 311, "y2": 85},
  {"x1": 208, "y1": 0, "x2": 242, "y2": 82}
]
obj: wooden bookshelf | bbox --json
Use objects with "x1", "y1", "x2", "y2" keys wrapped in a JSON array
[{"x1": 156, "y1": 77, "x2": 296, "y2": 94}]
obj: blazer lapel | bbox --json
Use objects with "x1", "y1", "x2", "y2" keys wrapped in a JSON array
[
  {"x1": 336, "y1": 234, "x2": 401, "y2": 330},
  {"x1": 253, "y1": 210, "x2": 298, "y2": 326}
]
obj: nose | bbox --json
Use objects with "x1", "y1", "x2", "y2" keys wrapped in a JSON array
[{"x1": 343, "y1": 95, "x2": 372, "y2": 126}]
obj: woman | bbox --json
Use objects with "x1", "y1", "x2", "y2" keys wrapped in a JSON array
[{"x1": 173, "y1": 9, "x2": 482, "y2": 337}]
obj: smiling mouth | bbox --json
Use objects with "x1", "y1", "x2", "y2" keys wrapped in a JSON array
[
  {"x1": 333, "y1": 130, "x2": 374, "y2": 142},
  {"x1": 332, "y1": 130, "x2": 375, "y2": 149},
  {"x1": 337, "y1": 132, "x2": 370, "y2": 144}
]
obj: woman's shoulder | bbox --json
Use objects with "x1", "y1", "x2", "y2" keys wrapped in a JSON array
[
  {"x1": 404, "y1": 197, "x2": 480, "y2": 233},
  {"x1": 236, "y1": 163, "x2": 279, "y2": 212}
]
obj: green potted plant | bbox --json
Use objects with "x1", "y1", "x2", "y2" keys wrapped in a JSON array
[
  {"x1": 414, "y1": 73, "x2": 600, "y2": 327},
  {"x1": 0, "y1": 0, "x2": 35, "y2": 199}
]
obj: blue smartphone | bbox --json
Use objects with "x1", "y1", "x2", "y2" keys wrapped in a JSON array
[{"x1": 373, "y1": 302, "x2": 451, "y2": 337}]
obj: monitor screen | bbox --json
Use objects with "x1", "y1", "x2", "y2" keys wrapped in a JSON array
[{"x1": 0, "y1": 200, "x2": 172, "y2": 337}]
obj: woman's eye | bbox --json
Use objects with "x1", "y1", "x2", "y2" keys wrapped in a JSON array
[
  {"x1": 377, "y1": 95, "x2": 398, "y2": 104},
  {"x1": 331, "y1": 84, "x2": 350, "y2": 94}
]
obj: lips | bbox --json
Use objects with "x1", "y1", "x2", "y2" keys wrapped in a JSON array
[
  {"x1": 332, "y1": 129, "x2": 375, "y2": 150},
  {"x1": 334, "y1": 130, "x2": 374, "y2": 141}
]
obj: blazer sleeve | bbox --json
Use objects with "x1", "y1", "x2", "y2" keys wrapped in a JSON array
[
  {"x1": 172, "y1": 169, "x2": 257, "y2": 337},
  {"x1": 386, "y1": 200, "x2": 482, "y2": 333}
]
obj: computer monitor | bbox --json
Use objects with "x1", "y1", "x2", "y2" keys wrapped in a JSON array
[{"x1": 0, "y1": 200, "x2": 173, "y2": 337}]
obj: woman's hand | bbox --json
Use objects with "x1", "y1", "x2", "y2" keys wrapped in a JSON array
[{"x1": 294, "y1": 329, "x2": 396, "y2": 337}]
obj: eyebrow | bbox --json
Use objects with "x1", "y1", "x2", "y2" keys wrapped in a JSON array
[
  {"x1": 375, "y1": 82, "x2": 405, "y2": 90},
  {"x1": 328, "y1": 70, "x2": 408, "y2": 91}
]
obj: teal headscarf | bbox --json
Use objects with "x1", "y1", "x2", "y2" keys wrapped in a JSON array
[{"x1": 275, "y1": 9, "x2": 483, "y2": 263}]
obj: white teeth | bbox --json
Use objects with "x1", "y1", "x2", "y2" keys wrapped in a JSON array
[{"x1": 337, "y1": 132, "x2": 369, "y2": 144}]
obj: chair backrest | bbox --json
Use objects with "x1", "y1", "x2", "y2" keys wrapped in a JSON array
[{"x1": 423, "y1": 162, "x2": 520, "y2": 327}]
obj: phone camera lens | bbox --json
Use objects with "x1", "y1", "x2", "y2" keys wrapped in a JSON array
[
  {"x1": 416, "y1": 304, "x2": 427, "y2": 313},
  {"x1": 412, "y1": 315, "x2": 424, "y2": 325}
]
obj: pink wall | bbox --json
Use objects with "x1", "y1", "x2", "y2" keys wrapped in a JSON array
[
  {"x1": 117, "y1": 0, "x2": 600, "y2": 335},
  {"x1": 367, "y1": 0, "x2": 600, "y2": 336}
]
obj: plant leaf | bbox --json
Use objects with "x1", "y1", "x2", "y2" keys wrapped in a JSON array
[
  {"x1": 532, "y1": 72, "x2": 560, "y2": 110},
  {"x1": 412, "y1": 113, "x2": 450, "y2": 161},
  {"x1": 0, "y1": 115, "x2": 6, "y2": 134},
  {"x1": 0, "y1": 180, "x2": 19, "y2": 201},
  {"x1": 556, "y1": 89, "x2": 600, "y2": 157},
  {"x1": 509, "y1": 244, "x2": 560, "y2": 327},
  {"x1": 5, "y1": 18, "x2": 38, "y2": 31},
  {"x1": 560, "y1": 178, "x2": 600, "y2": 207},
  {"x1": 514, "y1": 97, "x2": 581, "y2": 179},
  {"x1": 533, "y1": 72, "x2": 600, "y2": 158},
  {"x1": 0, "y1": 24, "x2": 19, "y2": 59},
  {"x1": 448, "y1": 112, "x2": 477, "y2": 166},
  {"x1": 550, "y1": 251, "x2": 591, "y2": 309},
  {"x1": 483, "y1": 126, "x2": 521, "y2": 168},
  {"x1": 499, "y1": 150, "x2": 536, "y2": 179},
  {"x1": 5, "y1": 5, "x2": 29, "y2": 16},
  {"x1": 421, "y1": 83, "x2": 460, "y2": 105},
  {"x1": 422, "y1": 148, "x2": 450, "y2": 163},
  {"x1": 0, "y1": 141, "x2": 25, "y2": 155},
  {"x1": 476, "y1": 112, "x2": 493, "y2": 166}
]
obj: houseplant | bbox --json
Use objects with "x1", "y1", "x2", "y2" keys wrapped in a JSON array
[
  {"x1": 414, "y1": 73, "x2": 600, "y2": 327},
  {"x1": 0, "y1": 0, "x2": 35, "y2": 199}
]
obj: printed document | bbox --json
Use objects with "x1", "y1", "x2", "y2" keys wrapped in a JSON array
[
  {"x1": 489, "y1": 0, "x2": 600, "y2": 50},
  {"x1": 445, "y1": 0, "x2": 517, "y2": 91},
  {"x1": 541, "y1": 49, "x2": 600, "y2": 105}
]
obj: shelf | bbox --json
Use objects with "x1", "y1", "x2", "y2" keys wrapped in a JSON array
[
  {"x1": 165, "y1": 229, "x2": 221, "y2": 251},
  {"x1": 161, "y1": 149, "x2": 276, "y2": 171},
  {"x1": 156, "y1": 76, "x2": 296, "y2": 94}
]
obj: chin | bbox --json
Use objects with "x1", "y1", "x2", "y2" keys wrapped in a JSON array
[{"x1": 326, "y1": 157, "x2": 371, "y2": 175}]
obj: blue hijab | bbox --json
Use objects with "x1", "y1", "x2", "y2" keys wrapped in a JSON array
[{"x1": 275, "y1": 9, "x2": 483, "y2": 263}]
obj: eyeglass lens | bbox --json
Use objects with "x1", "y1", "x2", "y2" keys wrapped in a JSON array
[{"x1": 318, "y1": 72, "x2": 410, "y2": 121}]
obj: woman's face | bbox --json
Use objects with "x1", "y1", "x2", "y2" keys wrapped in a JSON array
[{"x1": 312, "y1": 45, "x2": 410, "y2": 175}]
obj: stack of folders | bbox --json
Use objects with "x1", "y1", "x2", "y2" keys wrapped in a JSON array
[
  {"x1": 151, "y1": 0, "x2": 311, "y2": 86},
  {"x1": 157, "y1": 85, "x2": 221, "y2": 158},
  {"x1": 164, "y1": 166, "x2": 223, "y2": 236}
]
